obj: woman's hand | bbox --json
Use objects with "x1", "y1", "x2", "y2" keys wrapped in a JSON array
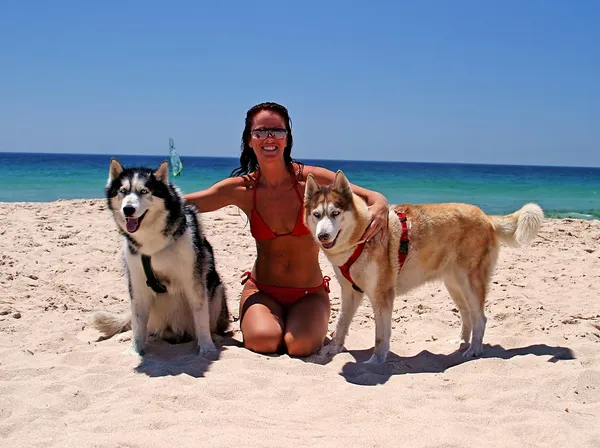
[{"x1": 361, "y1": 193, "x2": 389, "y2": 242}]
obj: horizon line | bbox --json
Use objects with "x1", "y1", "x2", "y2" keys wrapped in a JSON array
[{"x1": 1, "y1": 150, "x2": 599, "y2": 170}]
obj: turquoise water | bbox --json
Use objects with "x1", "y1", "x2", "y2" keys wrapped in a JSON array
[{"x1": 2, "y1": 152, "x2": 600, "y2": 219}]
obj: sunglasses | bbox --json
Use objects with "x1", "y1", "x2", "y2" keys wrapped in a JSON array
[{"x1": 250, "y1": 128, "x2": 288, "y2": 139}]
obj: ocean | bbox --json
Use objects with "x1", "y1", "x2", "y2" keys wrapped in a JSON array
[{"x1": 2, "y1": 152, "x2": 599, "y2": 219}]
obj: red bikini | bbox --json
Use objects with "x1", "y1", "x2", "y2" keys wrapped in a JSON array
[
  {"x1": 241, "y1": 168, "x2": 330, "y2": 306},
  {"x1": 241, "y1": 272, "x2": 330, "y2": 306},
  {"x1": 249, "y1": 168, "x2": 311, "y2": 240}
]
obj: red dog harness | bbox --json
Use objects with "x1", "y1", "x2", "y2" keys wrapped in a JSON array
[{"x1": 338, "y1": 211, "x2": 410, "y2": 294}]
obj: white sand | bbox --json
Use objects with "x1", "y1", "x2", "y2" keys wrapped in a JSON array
[{"x1": 1, "y1": 199, "x2": 599, "y2": 447}]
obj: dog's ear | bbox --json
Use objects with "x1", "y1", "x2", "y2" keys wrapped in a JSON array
[
  {"x1": 154, "y1": 160, "x2": 169, "y2": 184},
  {"x1": 304, "y1": 174, "x2": 320, "y2": 201},
  {"x1": 108, "y1": 158, "x2": 124, "y2": 182},
  {"x1": 332, "y1": 170, "x2": 352, "y2": 198}
]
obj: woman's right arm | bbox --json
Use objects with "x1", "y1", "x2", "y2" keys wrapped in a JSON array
[{"x1": 184, "y1": 177, "x2": 246, "y2": 213}]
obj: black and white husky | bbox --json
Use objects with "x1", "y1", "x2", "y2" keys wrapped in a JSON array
[{"x1": 92, "y1": 158, "x2": 230, "y2": 356}]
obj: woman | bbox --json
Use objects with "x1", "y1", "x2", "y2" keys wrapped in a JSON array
[{"x1": 185, "y1": 102, "x2": 389, "y2": 357}]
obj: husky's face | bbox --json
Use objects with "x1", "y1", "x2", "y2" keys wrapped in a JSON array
[
  {"x1": 304, "y1": 171, "x2": 356, "y2": 252},
  {"x1": 105, "y1": 158, "x2": 170, "y2": 234}
]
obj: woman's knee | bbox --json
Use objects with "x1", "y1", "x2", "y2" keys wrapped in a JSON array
[
  {"x1": 284, "y1": 332, "x2": 322, "y2": 357},
  {"x1": 283, "y1": 293, "x2": 329, "y2": 357},
  {"x1": 239, "y1": 288, "x2": 284, "y2": 354},
  {"x1": 243, "y1": 325, "x2": 283, "y2": 354}
]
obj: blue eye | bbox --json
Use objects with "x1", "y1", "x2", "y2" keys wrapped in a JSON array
[
  {"x1": 140, "y1": 189, "x2": 149, "y2": 194},
  {"x1": 119, "y1": 188, "x2": 128, "y2": 194},
  {"x1": 313, "y1": 211, "x2": 321, "y2": 218},
  {"x1": 332, "y1": 211, "x2": 340, "y2": 217}
]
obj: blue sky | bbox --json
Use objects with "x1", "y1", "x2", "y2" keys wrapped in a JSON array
[{"x1": 1, "y1": 1, "x2": 599, "y2": 166}]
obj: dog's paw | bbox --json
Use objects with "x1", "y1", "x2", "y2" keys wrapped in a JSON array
[
  {"x1": 462, "y1": 344, "x2": 483, "y2": 359},
  {"x1": 197, "y1": 342, "x2": 218, "y2": 357},
  {"x1": 364, "y1": 352, "x2": 387, "y2": 365},
  {"x1": 126, "y1": 340, "x2": 145, "y2": 357}
]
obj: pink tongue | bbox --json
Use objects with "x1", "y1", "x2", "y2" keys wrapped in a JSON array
[{"x1": 126, "y1": 218, "x2": 139, "y2": 232}]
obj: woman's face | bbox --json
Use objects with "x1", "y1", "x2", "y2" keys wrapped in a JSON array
[{"x1": 248, "y1": 110, "x2": 288, "y2": 166}]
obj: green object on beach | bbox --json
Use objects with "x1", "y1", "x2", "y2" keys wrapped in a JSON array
[{"x1": 169, "y1": 137, "x2": 183, "y2": 177}]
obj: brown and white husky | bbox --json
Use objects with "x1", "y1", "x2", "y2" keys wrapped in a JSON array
[{"x1": 304, "y1": 171, "x2": 543, "y2": 364}]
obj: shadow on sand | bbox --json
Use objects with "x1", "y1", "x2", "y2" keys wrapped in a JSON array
[
  {"x1": 331, "y1": 343, "x2": 575, "y2": 386},
  {"x1": 133, "y1": 333, "x2": 243, "y2": 378}
]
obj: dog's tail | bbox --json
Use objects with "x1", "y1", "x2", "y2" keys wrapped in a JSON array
[
  {"x1": 91, "y1": 311, "x2": 132, "y2": 338},
  {"x1": 491, "y1": 203, "x2": 544, "y2": 247}
]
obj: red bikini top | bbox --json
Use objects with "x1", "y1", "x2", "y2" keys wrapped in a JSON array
[{"x1": 250, "y1": 169, "x2": 311, "y2": 241}]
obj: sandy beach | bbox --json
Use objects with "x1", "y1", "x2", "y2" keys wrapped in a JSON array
[{"x1": 1, "y1": 199, "x2": 599, "y2": 447}]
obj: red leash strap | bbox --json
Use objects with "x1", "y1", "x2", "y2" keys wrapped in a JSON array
[
  {"x1": 336, "y1": 212, "x2": 410, "y2": 293},
  {"x1": 395, "y1": 211, "x2": 410, "y2": 270},
  {"x1": 241, "y1": 271, "x2": 252, "y2": 285},
  {"x1": 338, "y1": 242, "x2": 366, "y2": 293},
  {"x1": 322, "y1": 276, "x2": 331, "y2": 293}
]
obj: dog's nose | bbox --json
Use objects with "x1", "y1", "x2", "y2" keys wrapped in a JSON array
[
  {"x1": 123, "y1": 206, "x2": 136, "y2": 217},
  {"x1": 318, "y1": 233, "x2": 330, "y2": 242}
]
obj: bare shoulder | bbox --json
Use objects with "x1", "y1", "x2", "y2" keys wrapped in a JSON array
[
  {"x1": 216, "y1": 174, "x2": 257, "y2": 207},
  {"x1": 217, "y1": 174, "x2": 256, "y2": 191},
  {"x1": 184, "y1": 172, "x2": 258, "y2": 213}
]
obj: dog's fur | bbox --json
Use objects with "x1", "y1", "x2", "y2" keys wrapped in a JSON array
[
  {"x1": 304, "y1": 171, "x2": 544, "y2": 364},
  {"x1": 91, "y1": 158, "x2": 230, "y2": 356}
]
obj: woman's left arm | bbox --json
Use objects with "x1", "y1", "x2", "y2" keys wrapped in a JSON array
[{"x1": 304, "y1": 166, "x2": 389, "y2": 242}]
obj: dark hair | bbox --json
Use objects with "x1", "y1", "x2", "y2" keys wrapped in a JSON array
[{"x1": 230, "y1": 102, "x2": 303, "y2": 179}]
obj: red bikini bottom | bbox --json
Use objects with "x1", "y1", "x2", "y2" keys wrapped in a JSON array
[{"x1": 241, "y1": 271, "x2": 330, "y2": 307}]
